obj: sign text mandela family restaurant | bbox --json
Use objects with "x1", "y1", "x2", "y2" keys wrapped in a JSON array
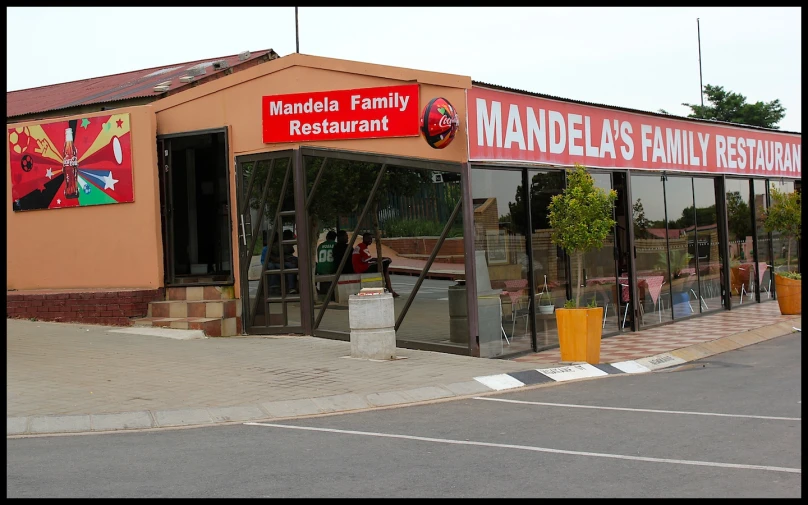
[
  {"x1": 262, "y1": 84, "x2": 419, "y2": 143},
  {"x1": 468, "y1": 87, "x2": 800, "y2": 177}
]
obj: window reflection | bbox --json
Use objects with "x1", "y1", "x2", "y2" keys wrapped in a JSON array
[
  {"x1": 692, "y1": 177, "x2": 723, "y2": 311},
  {"x1": 725, "y1": 178, "x2": 756, "y2": 306}
]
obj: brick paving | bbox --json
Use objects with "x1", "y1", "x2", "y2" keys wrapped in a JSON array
[{"x1": 514, "y1": 301, "x2": 798, "y2": 365}]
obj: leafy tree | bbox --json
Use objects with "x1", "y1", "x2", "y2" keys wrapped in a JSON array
[
  {"x1": 508, "y1": 171, "x2": 565, "y2": 235},
  {"x1": 671, "y1": 204, "x2": 717, "y2": 230},
  {"x1": 548, "y1": 164, "x2": 617, "y2": 307},
  {"x1": 726, "y1": 191, "x2": 753, "y2": 241},
  {"x1": 683, "y1": 84, "x2": 786, "y2": 129},
  {"x1": 632, "y1": 199, "x2": 651, "y2": 239},
  {"x1": 763, "y1": 188, "x2": 801, "y2": 270}
]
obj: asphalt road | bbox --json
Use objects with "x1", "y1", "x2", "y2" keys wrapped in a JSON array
[{"x1": 7, "y1": 333, "x2": 801, "y2": 498}]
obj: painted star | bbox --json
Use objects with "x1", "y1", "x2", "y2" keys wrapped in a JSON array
[
  {"x1": 116, "y1": 119, "x2": 124, "y2": 128},
  {"x1": 57, "y1": 199, "x2": 61, "y2": 205},
  {"x1": 101, "y1": 171, "x2": 119, "y2": 190},
  {"x1": 81, "y1": 118, "x2": 91, "y2": 129},
  {"x1": 45, "y1": 167, "x2": 54, "y2": 179}
]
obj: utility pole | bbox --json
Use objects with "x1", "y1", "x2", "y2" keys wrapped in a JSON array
[
  {"x1": 295, "y1": 7, "x2": 300, "y2": 53},
  {"x1": 697, "y1": 18, "x2": 704, "y2": 108}
]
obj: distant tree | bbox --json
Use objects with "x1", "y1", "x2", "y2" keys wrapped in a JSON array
[
  {"x1": 683, "y1": 84, "x2": 786, "y2": 129},
  {"x1": 508, "y1": 171, "x2": 565, "y2": 235},
  {"x1": 726, "y1": 191, "x2": 753, "y2": 241},
  {"x1": 632, "y1": 199, "x2": 652, "y2": 239}
]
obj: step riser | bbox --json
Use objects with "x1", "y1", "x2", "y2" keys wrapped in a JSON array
[
  {"x1": 133, "y1": 317, "x2": 241, "y2": 337},
  {"x1": 148, "y1": 300, "x2": 241, "y2": 319},
  {"x1": 165, "y1": 286, "x2": 236, "y2": 301}
]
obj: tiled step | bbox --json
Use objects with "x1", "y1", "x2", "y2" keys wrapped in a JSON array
[
  {"x1": 132, "y1": 316, "x2": 240, "y2": 337},
  {"x1": 166, "y1": 285, "x2": 236, "y2": 301},
  {"x1": 147, "y1": 299, "x2": 240, "y2": 319}
]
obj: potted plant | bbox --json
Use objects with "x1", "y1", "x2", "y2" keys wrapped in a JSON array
[
  {"x1": 537, "y1": 275, "x2": 554, "y2": 315},
  {"x1": 548, "y1": 164, "x2": 617, "y2": 364},
  {"x1": 762, "y1": 187, "x2": 801, "y2": 315}
]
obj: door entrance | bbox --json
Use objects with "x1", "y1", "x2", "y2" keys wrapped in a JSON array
[
  {"x1": 158, "y1": 129, "x2": 233, "y2": 286},
  {"x1": 235, "y1": 152, "x2": 303, "y2": 333}
]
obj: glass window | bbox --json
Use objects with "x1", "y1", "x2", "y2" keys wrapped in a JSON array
[
  {"x1": 691, "y1": 177, "x2": 724, "y2": 311},
  {"x1": 580, "y1": 173, "x2": 620, "y2": 335},
  {"x1": 768, "y1": 179, "x2": 798, "y2": 277},
  {"x1": 306, "y1": 157, "x2": 466, "y2": 353},
  {"x1": 630, "y1": 174, "x2": 672, "y2": 327},
  {"x1": 753, "y1": 179, "x2": 772, "y2": 301},
  {"x1": 472, "y1": 168, "x2": 532, "y2": 357},
  {"x1": 725, "y1": 178, "x2": 755, "y2": 306},
  {"x1": 664, "y1": 176, "x2": 699, "y2": 320},
  {"x1": 527, "y1": 169, "x2": 567, "y2": 349}
]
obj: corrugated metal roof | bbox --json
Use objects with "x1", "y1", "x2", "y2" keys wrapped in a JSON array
[
  {"x1": 7, "y1": 49, "x2": 280, "y2": 118},
  {"x1": 472, "y1": 80, "x2": 801, "y2": 135}
]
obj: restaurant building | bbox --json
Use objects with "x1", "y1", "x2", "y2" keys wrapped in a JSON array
[{"x1": 6, "y1": 51, "x2": 801, "y2": 358}]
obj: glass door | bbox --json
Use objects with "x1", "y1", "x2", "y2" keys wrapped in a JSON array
[{"x1": 236, "y1": 152, "x2": 302, "y2": 333}]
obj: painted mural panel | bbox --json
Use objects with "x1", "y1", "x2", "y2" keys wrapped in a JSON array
[{"x1": 9, "y1": 113, "x2": 134, "y2": 211}]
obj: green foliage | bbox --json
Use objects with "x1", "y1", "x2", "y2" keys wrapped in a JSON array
[
  {"x1": 683, "y1": 84, "x2": 786, "y2": 129},
  {"x1": 586, "y1": 294, "x2": 599, "y2": 308},
  {"x1": 778, "y1": 271, "x2": 801, "y2": 281},
  {"x1": 563, "y1": 299, "x2": 576, "y2": 309},
  {"x1": 382, "y1": 218, "x2": 463, "y2": 238},
  {"x1": 538, "y1": 288, "x2": 553, "y2": 306},
  {"x1": 726, "y1": 191, "x2": 753, "y2": 240},
  {"x1": 548, "y1": 164, "x2": 617, "y2": 307},
  {"x1": 658, "y1": 249, "x2": 693, "y2": 278},
  {"x1": 763, "y1": 188, "x2": 801, "y2": 240},
  {"x1": 632, "y1": 199, "x2": 651, "y2": 239},
  {"x1": 763, "y1": 188, "x2": 801, "y2": 269},
  {"x1": 508, "y1": 171, "x2": 565, "y2": 234}
]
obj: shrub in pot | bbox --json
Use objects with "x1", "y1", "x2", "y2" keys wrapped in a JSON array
[
  {"x1": 548, "y1": 164, "x2": 617, "y2": 363},
  {"x1": 762, "y1": 188, "x2": 801, "y2": 315}
]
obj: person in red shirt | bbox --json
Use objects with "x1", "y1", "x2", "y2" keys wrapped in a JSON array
[{"x1": 352, "y1": 232, "x2": 399, "y2": 297}]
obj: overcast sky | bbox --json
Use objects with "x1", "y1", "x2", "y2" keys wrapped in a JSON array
[{"x1": 6, "y1": 7, "x2": 801, "y2": 132}]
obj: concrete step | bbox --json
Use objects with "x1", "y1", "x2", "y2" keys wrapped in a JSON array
[{"x1": 131, "y1": 316, "x2": 240, "y2": 337}]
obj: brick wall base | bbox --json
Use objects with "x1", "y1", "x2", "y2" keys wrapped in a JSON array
[{"x1": 6, "y1": 288, "x2": 165, "y2": 326}]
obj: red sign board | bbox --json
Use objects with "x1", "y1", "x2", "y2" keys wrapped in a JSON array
[
  {"x1": 262, "y1": 84, "x2": 420, "y2": 143},
  {"x1": 467, "y1": 87, "x2": 801, "y2": 178}
]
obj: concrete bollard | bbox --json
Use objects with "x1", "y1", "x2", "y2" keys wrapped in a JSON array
[{"x1": 348, "y1": 292, "x2": 396, "y2": 360}]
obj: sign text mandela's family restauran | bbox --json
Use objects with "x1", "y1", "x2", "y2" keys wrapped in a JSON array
[
  {"x1": 262, "y1": 84, "x2": 420, "y2": 143},
  {"x1": 468, "y1": 87, "x2": 801, "y2": 177}
]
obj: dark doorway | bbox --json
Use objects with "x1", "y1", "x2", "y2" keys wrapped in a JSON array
[{"x1": 158, "y1": 129, "x2": 233, "y2": 286}]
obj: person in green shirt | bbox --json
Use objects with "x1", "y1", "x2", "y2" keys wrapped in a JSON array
[{"x1": 316, "y1": 230, "x2": 338, "y2": 295}]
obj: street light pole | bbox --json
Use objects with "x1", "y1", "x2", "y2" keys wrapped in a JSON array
[
  {"x1": 295, "y1": 7, "x2": 300, "y2": 53},
  {"x1": 697, "y1": 18, "x2": 704, "y2": 108}
]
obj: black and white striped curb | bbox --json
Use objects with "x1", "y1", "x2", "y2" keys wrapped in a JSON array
[{"x1": 474, "y1": 352, "x2": 687, "y2": 391}]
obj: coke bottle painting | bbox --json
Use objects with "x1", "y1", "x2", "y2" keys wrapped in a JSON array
[
  {"x1": 63, "y1": 123, "x2": 79, "y2": 200},
  {"x1": 8, "y1": 113, "x2": 134, "y2": 212}
]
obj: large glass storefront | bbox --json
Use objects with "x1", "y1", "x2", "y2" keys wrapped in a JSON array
[
  {"x1": 471, "y1": 164, "x2": 794, "y2": 357},
  {"x1": 236, "y1": 148, "x2": 469, "y2": 355}
]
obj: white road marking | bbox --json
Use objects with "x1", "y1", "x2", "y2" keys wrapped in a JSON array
[
  {"x1": 244, "y1": 422, "x2": 801, "y2": 474},
  {"x1": 472, "y1": 397, "x2": 802, "y2": 421}
]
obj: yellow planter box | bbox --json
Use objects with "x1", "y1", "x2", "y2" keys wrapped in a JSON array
[{"x1": 555, "y1": 307, "x2": 603, "y2": 364}]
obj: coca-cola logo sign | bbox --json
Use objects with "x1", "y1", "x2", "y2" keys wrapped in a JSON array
[
  {"x1": 63, "y1": 157, "x2": 78, "y2": 167},
  {"x1": 420, "y1": 97, "x2": 459, "y2": 150}
]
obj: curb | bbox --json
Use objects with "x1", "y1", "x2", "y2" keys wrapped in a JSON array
[
  {"x1": 472, "y1": 320, "x2": 800, "y2": 392},
  {"x1": 7, "y1": 321, "x2": 799, "y2": 438}
]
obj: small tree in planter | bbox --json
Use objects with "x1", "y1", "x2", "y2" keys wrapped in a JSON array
[
  {"x1": 548, "y1": 164, "x2": 617, "y2": 363},
  {"x1": 548, "y1": 164, "x2": 617, "y2": 307},
  {"x1": 763, "y1": 187, "x2": 801, "y2": 315}
]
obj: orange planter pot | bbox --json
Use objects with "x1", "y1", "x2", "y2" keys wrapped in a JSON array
[
  {"x1": 555, "y1": 307, "x2": 603, "y2": 364},
  {"x1": 775, "y1": 274, "x2": 801, "y2": 315}
]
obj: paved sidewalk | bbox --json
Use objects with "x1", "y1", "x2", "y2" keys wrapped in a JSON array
[{"x1": 6, "y1": 303, "x2": 800, "y2": 437}]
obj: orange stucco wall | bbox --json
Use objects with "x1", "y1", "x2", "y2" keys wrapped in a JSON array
[
  {"x1": 6, "y1": 105, "x2": 163, "y2": 290},
  {"x1": 153, "y1": 54, "x2": 472, "y2": 296}
]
